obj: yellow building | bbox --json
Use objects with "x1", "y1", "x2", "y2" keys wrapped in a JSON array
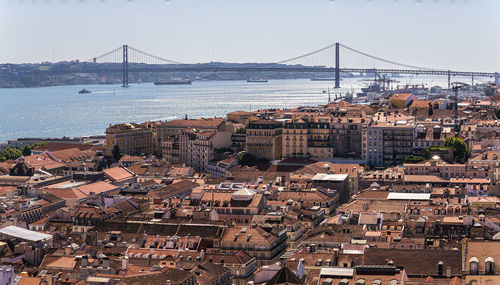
[
  {"x1": 105, "y1": 123, "x2": 153, "y2": 156},
  {"x1": 246, "y1": 119, "x2": 283, "y2": 161},
  {"x1": 227, "y1": 110, "x2": 253, "y2": 124},
  {"x1": 390, "y1": 93, "x2": 415, "y2": 108},
  {"x1": 468, "y1": 196, "x2": 500, "y2": 210},
  {"x1": 283, "y1": 118, "x2": 308, "y2": 158},
  {"x1": 283, "y1": 117, "x2": 334, "y2": 160}
]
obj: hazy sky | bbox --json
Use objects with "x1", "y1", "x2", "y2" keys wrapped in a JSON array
[{"x1": 1, "y1": 0, "x2": 499, "y2": 72}]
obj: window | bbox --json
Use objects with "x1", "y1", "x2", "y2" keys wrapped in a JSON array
[
  {"x1": 437, "y1": 261, "x2": 443, "y2": 276},
  {"x1": 469, "y1": 257, "x2": 479, "y2": 275},
  {"x1": 485, "y1": 257, "x2": 495, "y2": 274}
]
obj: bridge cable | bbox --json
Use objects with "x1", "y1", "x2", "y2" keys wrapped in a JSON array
[
  {"x1": 128, "y1": 46, "x2": 184, "y2": 65},
  {"x1": 274, "y1": 43, "x2": 336, "y2": 65},
  {"x1": 84, "y1": 46, "x2": 123, "y2": 63},
  {"x1": 339, "y1": 43, "x2": 444, "y2": 71}
]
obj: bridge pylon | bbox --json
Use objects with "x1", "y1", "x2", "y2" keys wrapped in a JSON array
[
  {"x1": 122, "y1": 45, "x2": 129, "y2": 87},
  {"x1": 335, "y1": 42, "x2": 340, "y2": 89}
]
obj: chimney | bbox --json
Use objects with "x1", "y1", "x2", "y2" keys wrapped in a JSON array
[
  {"x1": 185, "y1": 114, "x2": 188, "y2": 120},
  {"x1": 81, "y1": 255, "x2": 88, "y2": 267},
  {"x1": 122, "y1": 256, "x2": 129, "y2": 271},
  {"x1": 199, "y1": 249, "x2": 205, "y2": 260},
  {"x1": 45, "y1": 273, "x2": 54, "y2": 285},
  {"x1": 64, "y1": 245, "x2": 72, "y2": 257},
  {"x1": 102, "y1": 256, "x2": 110, "y2": 269}
]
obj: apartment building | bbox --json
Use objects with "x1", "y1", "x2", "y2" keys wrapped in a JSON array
[
  {"x1": 220, "y1": 226, "x2": 287, "y2": 266},
  {"x1": 246, "y1": 119, "x2": 283, "y2": 161},
  {"x1": 282, "y1": 113, "x2": 366, "y2": 160},
  {"x1": 413, "y1": 123, "x2": 453, "y2": 150},
  {"x1": 182, "y1": 129, "x2": 217, "y2": 172},
  {"x1": 158, "y1": 117, "x2": 231, "y2": 163},
  {"x1": 105, "y1": 123, "x2": 153, "y2": 156},
  {"x1": 363, "y1": 120, "x2": 416, "y2": 167}
]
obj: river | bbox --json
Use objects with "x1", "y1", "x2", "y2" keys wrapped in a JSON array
[{"x1": 0, "y1": 76, "x2": 476, "y2": 142}]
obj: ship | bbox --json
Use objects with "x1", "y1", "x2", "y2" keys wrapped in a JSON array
[
  {"x1": 247, "y1": 79, "x2": 268, "y2": 83},
  {"x1": 78, "y1": 88, "x2": 91, "y2": 94},
  {"x1": 361, "y1": 83, "x2": 383, "y2": 93},
  {"x1": 154, "y1": 79, "x2": 192, "y2": 85}
]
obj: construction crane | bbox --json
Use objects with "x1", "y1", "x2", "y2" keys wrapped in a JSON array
[{"x1": 451, "y1": 82, "x2": 468, "y2": 132}]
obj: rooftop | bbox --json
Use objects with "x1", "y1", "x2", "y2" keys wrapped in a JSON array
[{"x1": 0, "y1": 226, "x2": 52, "y2": 242}]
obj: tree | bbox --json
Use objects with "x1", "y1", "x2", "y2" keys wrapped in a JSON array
[
  {"x1": 235, "y1": 127, "x2": 246, "y2": 134},
  {"x1": 0, "y1": 147, "x2": 23, "y2": 161},
  {"x1": 21, "y1": 145, "x2": 32, "y2": 156},
  {"x1": 112, "y1": 145, "x2": 122, "y2": 161},
  {"x1": 444, "y1": 137, "x2": 471, "y2": 163},
  {"x1": 237, "y1": 151, "x2": 256, "y2": 165},
  {"x1": 405, "y1": 155, "x2": 425, "y2": 164}
]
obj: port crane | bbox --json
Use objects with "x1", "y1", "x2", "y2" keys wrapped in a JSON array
[{"x1": 359, "y1": 73, "x2": 400, "y2": 91}]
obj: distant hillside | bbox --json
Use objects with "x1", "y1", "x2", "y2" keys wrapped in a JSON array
[{"x1": 0, "y1": 62, "x2": 355, "y2": 88}]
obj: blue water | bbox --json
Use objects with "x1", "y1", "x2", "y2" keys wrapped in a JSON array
[{"x1": 0, "y1": 76, "x2": 474, "y2": 142}]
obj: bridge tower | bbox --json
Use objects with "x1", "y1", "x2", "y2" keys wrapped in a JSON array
[
  {"x1": 447, "y1": 70, "x2": 451, "y2": 90},
  {"x1": 495, "y1": 72, "x2": 499, "y2": 86},
  {"x1": 122, "y1": 45, "x2": 129, "y2": 87},
  {"x1": 335, "y1": 42, "x2": 340, "y2": 89}
]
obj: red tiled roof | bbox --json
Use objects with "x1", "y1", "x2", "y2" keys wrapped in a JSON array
[
  {"x1": 76, "y1": 181, "x2": 118, "y2": 196},
  {"x1": 0, "y1": 186, "x2": 17, "y2": 196},
  {"x1": 23, "y1": 154, "x2": 65, "y2": 170},
  {"x1": 43, "y1": 188, "x2": 87, "y2": 200},
  {"x1": 161, "y1": 117, "x2": 225, "y2": 129},
  {"x1": 390, "y1": 93, "x2": 412, "y2": 101},
  {"x1": 50, "y1": 148, "x2": 96, "y2": 163},
  {"x1": 34, "y1": 142, "x2": 96, "y2": 152},
  {"x1": 103, "y1": 167, "x2": 134, "y2": 182}
]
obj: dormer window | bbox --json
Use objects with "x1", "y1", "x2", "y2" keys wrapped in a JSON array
[
  {"x1": 485, "y1": 257, "x2": 495, "y2": 275},
  {"x1": 469, "y1": 257, "x2": 479, "y2": 275}
]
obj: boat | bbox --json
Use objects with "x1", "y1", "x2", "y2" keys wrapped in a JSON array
[
  {"x1": 361, "y1": 83, "x2": 383, "y2": 93},
  {"x1": 154, "y1": 79, "x2": 192, "y2": 85},
  {"x1": 78, "y1": 88, "x2": 91, "y2": 94},
  {"x1": 247, "y1": 79, "x2": 268, "y2": 83},
  {"x1": 344, "y1": 92, "x2": 353, "y2": 103}
]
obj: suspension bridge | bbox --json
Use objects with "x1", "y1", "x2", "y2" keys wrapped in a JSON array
[{"x1": 32, "y1": 43, "x2": 500, "y2": 88}]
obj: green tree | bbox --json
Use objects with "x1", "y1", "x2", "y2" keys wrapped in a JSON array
[
  {"x1": 112, "y1": 145, "x2": 122, "y2": 161},
  {"x1": 21, "y1": 145, "x2": 32, "y2": 156},
  {"x1": 235, "y1": 127, "x2": 246, "y2": 134},
  {"x1": 405, "y1": 155, "x2": 425, "y2": 164},
  {"x1": 0, "y1": 147, "x2": 23, "y2": 161},
  {"x1": 444, "y1": 137, "x2": 471, "y2": 163},
  {"x1": 237, "y1": 151, "x2": 256, "y2": 165}
]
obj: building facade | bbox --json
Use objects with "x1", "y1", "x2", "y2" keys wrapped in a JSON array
[
  {"x1": 246, "y1": 120, "x2": 283, "y2": 161},
  {"x1": 105, "y1": 123, "x2": 153, "y2": 156}
]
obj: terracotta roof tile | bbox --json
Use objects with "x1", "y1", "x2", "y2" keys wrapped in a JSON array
[{"x1": 103, "y1": 167, "x2": 134, "y2": 182}]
